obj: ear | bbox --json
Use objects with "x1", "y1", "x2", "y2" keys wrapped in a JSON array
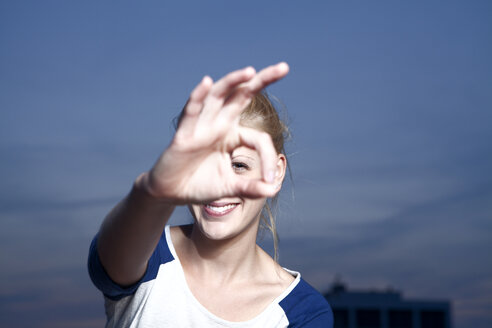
[{"x1": 274, "y1": 153, "x2": 287, "y2": 193}]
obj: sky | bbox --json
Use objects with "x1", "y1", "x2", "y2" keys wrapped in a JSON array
[{"x1": 1, "y1": 1, "x2": 491, "y2": 327}]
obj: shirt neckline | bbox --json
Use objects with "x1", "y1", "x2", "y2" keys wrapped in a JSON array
[{"x1": 164, "y1": 225, "x2": 301, "y2": 326}]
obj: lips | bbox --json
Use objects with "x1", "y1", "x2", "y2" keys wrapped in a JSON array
[{"x1": 203, "y1": 202, "x2": 239, "y2": 217}]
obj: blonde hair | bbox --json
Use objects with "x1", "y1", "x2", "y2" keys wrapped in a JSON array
[{"x1": 240, "y1": 92, "x2": 290, "y2": 262}]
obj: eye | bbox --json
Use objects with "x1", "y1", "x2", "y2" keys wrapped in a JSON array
[{"x1": 232, "y1": 161, "x2": 249, "y2": 172}]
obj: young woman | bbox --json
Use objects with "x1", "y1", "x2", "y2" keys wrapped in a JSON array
[{"x1": 88, "y1": 62, "x2": 333, "y2": 327}]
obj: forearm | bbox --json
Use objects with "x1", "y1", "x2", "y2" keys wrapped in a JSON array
[{"x1": 97, "y1": 172, "x2": 176, "y2": 286}]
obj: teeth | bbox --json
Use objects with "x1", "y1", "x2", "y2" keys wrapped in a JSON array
[{"x1": 206, "y1": 204, "x2": 236, "y2": 213}]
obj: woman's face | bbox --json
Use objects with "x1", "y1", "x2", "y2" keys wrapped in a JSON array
[{"x1": 190, "y1": 145, "x2": 283, "y2": 241}]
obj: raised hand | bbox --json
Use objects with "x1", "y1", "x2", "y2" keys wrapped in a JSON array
[{"x1": 140, "y1": 62, "x2": 289, "y2": 204}]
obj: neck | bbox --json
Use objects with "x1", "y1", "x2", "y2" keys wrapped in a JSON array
[{"x1": 184, "y1": 222, "x2": 260, "y2": 284}]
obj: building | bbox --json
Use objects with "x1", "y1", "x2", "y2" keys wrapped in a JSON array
[{"x1": 324, "y1": 280, "x2": 452, "y2": 328}]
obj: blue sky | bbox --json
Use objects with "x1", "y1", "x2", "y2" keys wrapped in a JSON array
[{"x1": 1, "y1": 1, "x2": 491, "y2": 327}]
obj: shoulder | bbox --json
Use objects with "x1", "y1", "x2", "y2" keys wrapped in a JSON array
[
  {"x1": 279, "y1": 278, "x2": 333, "y2": 328},
  {"x1": 87, "y1": 225, "x2": 175, "y2": 300}
]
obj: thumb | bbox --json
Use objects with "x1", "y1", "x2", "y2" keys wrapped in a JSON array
[{"x1": 233, "y1": 177, "x2": 277, "y2": 199}]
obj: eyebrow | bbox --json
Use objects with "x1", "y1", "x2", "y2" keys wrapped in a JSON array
[{"x1": 231, "y1": 154, "x2": 256, "y2": 161}]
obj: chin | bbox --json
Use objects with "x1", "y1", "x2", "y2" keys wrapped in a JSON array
[
  {"x1": 195, "y1": 208, "x2": 242, "y2": 241},
  {"x1": 197, "y1": 220, "x2": 238, "y2": 241},
  {"x1": 190, "y1": 203, "x2": 260, "y2": 242}
]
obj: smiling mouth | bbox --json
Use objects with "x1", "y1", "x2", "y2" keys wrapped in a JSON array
[{"x1": 203, "y1": 202, "x2": 239, "y2": 217}]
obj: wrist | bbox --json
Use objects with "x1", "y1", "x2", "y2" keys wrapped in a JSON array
[{"x1": 133, "y1": 172, "x2": 177, "y2": 206}]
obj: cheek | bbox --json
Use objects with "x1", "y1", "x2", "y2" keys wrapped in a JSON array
[
  {"x1": 189, "y1": 205, "x2": 199, "y2": 219},
  {"x1": 245, "y1": 166, "x2": 262, "y2": 180},
  {"x1": 245, "y1": 199, "x2": 267, "y2": 218}
]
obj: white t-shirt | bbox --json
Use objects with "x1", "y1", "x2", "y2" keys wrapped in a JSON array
[{"x1": 88, "y1": 225, "x2": 333, "y2": 327}]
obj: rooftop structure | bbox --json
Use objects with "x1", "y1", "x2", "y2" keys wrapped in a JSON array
[{"x1": 324, "y1": 280, "x2": 452, "y2": 328}]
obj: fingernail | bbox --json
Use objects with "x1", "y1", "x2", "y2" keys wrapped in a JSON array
[
  {"x1": 266, "y1": 170, "x2": 275, "y2": 183},
  {"x1": 278, "y1": 62, "x2": 289, "y2": 72},
  {"x1": 244, "y1": 66, "x2": 255, "y2": 75},
  {"x1": 202, "y1": 76, "x2": 212, "y2": 84}
]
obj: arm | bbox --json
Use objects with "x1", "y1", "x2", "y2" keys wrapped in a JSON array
[
  {"x1": 96, "y1": 173, "x2": 175, "y2": 287},
  {"x1": 95, "y1": 63, "x2": 290, "y2": 287}
]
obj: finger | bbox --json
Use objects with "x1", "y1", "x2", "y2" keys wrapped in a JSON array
[
  {"x1": 220, "y1": 87, "x2": 253, "y2": 121},
  {"x1": 178, "y1": 76, "x2": 213, "y2": 133},
  {"x1": 187, "y1": 76, "x2": 213, "y2": 116},
  {"x1": 220, "y1": 62, "x2": 289, "y2": 119},
  {"x1": 234, "y1": 177, "x2": 277, "y2": 198},
  {"x1": 237, "y1": 127, "x2": 277, "y2": 184},
  {"x1": 201, "y1": 67, "x2": 256, "y2": 120},
  {"x1": 210, "y1": 66, "x2": 256, "y2": 98},
  {"x1": 243, "y1": 62, "x2": 289, "y2": 95}
]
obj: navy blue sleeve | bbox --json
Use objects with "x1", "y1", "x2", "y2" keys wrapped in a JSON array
[
  {"x1": 301, "y1": 311, "x2": 334, "y2": 327},
  {"x1": 279, "y1": 279, "x2": 333, "y2": 327},
  {"x1": 87, "y1": 230, "x2": 174, "y2": 300}
]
